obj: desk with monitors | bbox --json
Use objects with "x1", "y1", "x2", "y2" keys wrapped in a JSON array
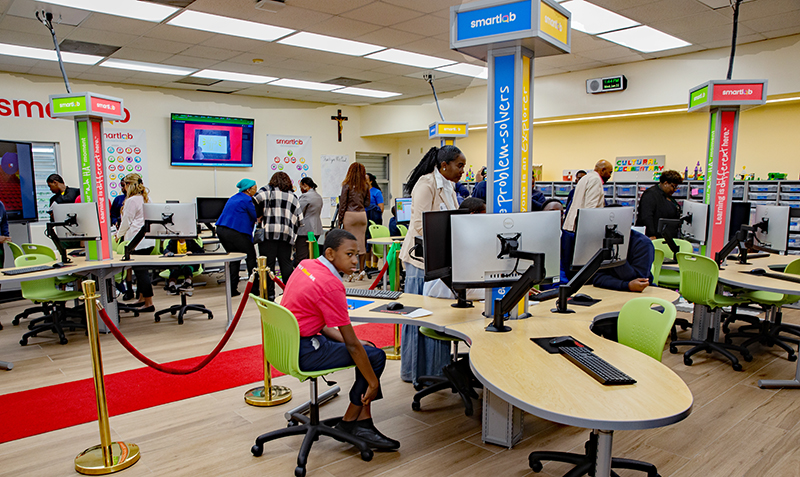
[
  {"x1": 48, "y1": 202, "x2": 102, "y2": 263},
  {"x1": 196, "y1": 197, "x2": 228, "y2": 236},
  {"x1": 123, "y1": 203, "x2": 197, "y2": 260}
]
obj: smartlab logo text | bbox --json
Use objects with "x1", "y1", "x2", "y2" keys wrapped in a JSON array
[{"x1": 470, "y1": 11, "x2": 517, "y2": 28}]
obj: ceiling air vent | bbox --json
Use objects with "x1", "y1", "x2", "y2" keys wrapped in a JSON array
[
  {"x1": 175, "y1": 77, "x2": 222, "y2": 86},
  {"x1": 255, "y1": 0, "x2": 286, "y2": 13},
  {"x1": 323, "y1": 77, "x2": 370, "y2": 87},
  {"x1": 58, "y1": 40, "x2": 120, "y2": 57}
]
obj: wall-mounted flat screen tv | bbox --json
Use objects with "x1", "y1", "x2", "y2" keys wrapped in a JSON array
[
  {"x1": 170, "y1": 113, "x2": 254, "y2": 167},
  {"x1": 0, "y1": 140, "x2": 38, "y2": 221}
]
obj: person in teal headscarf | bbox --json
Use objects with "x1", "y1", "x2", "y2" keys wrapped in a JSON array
[{"x1": 216, "y1": 178, "x2": 258, "y2": 296}]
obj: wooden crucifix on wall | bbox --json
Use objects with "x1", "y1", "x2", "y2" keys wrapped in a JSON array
[{"x1": 331, "y1": 109, "x2": 348, "y2": 142}]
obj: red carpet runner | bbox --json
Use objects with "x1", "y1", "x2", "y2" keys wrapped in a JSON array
[{"x1": 0, "y1": 323, "x2": 396, "y2": 443}]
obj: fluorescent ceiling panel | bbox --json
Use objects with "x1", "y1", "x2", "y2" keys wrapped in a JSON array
[
  {"x1": 100, "y1": 58, "x2": 197, "y2": 76},
  {"x1": 560, "y1": 0, "x2": 639, "y2": 34},
  {"x1": 278, "y1": 32, "x2": 385, "y2": 56},
  {"x1": 192, "y1": 69, "x2": 276, "y2": 84},
  {"x1": 436, "y1": 63, "x2": 488, "y2": 80},
  {"x1": 36, "y1": 0, "x2": 178, "y2": 22},
  {"x1": 168, "y1": 10, "x2": 294, "y2": 42},
  {"x1": 332, "y1": 87, "x2": 401, "y2": 98},
  {"x1": 269, "y1": 79, "x2": 341, "y2": 91},
  {"x1": 366, "y1": 49, "x2": 455, "y2": 69},
  {"x1": 0, "y1": 43, "x2": 102, "y2": 65},
  {"x1": 599, "y1": 26, "x2": 691, "y2": 53}
]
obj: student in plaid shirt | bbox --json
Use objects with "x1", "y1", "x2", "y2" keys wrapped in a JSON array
[{"x1": 253, "y1": 171, "x2": 304, "y2": 300}]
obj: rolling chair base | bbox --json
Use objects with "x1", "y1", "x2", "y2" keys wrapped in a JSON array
[
  {"x1": 726, "y1": 321, "x2": 798, "y2": 362},
  {"x1": 669, "y1": 336, "x2": 752, "y2": 371},
  {"x1": 154, "y1": 293, "x2": 213, "y2": 325},
  {"x1": 20, "y1": 303, "x2": 85, "y2": 346},
  {"x1": 412, "y1": 356, "x2": 479, "y2": 416}
]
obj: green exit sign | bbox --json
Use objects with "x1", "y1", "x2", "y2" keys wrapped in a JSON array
[{"x1": 586, "y1": 75, "x2": 627, "y2": 94}]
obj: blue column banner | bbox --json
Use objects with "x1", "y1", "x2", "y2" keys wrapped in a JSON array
[{"x1": 492, "y1": 54, "x2": 515, "y2": 214}]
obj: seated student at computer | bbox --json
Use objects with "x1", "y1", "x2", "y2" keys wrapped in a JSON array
[
  {"x1": 281, "y1": 229, "x2": 399, "y2": 450},
  {"x1": 592, "y1": 229, "x2": 654, "y2": 292},
  {"x1": 388, "y1": 205, "x2": 401, "y2": 237},
  {"x1": 163, "y1": 238, "x2": 204, "y2": 295}
]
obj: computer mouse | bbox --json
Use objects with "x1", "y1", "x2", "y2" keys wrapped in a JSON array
[
  {"x1": 749, "y1": 268, "x2": 767, "y2": 276},
  {"x1": 550, "y1": 336, "x2": 575, "y2": 347},
  {"x1": 571, "y1": 293, "x2": 594, "y2": 304},
  {"x1": 386, "y1": 302, "x2": 404, "y2": 311}
]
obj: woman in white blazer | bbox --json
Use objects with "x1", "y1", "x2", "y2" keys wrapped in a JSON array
[{"x1": 398, "y1": 145, "x2": 467, "y2": 385}]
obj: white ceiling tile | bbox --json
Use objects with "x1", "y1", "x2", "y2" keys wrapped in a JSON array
[
  {"x1": 742, "y1": 10, "x2": 800, "y2": 34},
  {"x1": 341, "y1": 3, "x2": 424, "y2": 27},
  {"x1": 353, "y1": 28, "x2": 424, "y2": 48},
  {"x1": 163, "y1": 54, "x2": 219, "y2": 69},
  {"x1": 648, "y1": 10, "x2": 732, "y2": 34},
  {"x1": 700, "y1": 32, "x2": 767, "y2": 49},
  {"x1": 127, "y1": 37, "x2": 192, "y2": 55},
  {"x1": 62, "y1": 28, "x2": 139, "y2": 47},
  {"x1": 0, "y1": 62, "x2": 33, "y2": 74},
  {"x1": 283, "y1": 0, "x2": 375, "y2": 16},
  {"x1": 0, "y1": 29, "x2": 54, "y2": 48},
  {"x1": 199, "y1": 34, "x2": 265, "y2": 53},
  {"x1": 392, "y1": 13, "x2": 451, "y2": 37},
  {"x1": 382, "y1": 0, "x2": 458, "y2": 14},
  {"x1": 76, "y1": 70, "x2": 134, "y2": 83},
  {"x1": 619, "y1": 0, "x2": 712, "y2": 23},
  {"x1": 761, "y1": 25, "x2": 800, "y2": 39},
  {"x1": 180, "y1": 45, "x2": 241, "y2": 61},
  {"x1": 737, "y1": 0, "x2": 800, "y2": 20},
  {"x1": 145, "y1": 24, "x2": 217, "y2": 44},
  {"x1": 77, "y1": 13, "x2": 157, "y2": 36},
  {"x1": 304, "y1": 15, "x2": 383, "y2": 38},
  {"x1": 110, "y1": 47, "x2": 174, "y2": 63},
  {"x1": 367, "y1": 62, "x2": 426, "y2": 77}
]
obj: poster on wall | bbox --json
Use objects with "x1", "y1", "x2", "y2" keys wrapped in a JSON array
[
  {"x1": 266, "y1": 134, "x2": 312, "y2": 188},
  {"x1": 613, "y1": 155, "x2": 666, "y2": 181},
  {"x1": 103, "y1": 128, "x2": 148, "y2": 199}
]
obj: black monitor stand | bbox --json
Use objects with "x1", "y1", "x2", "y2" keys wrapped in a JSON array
[
  {"x1": 714, "y1": 220, "x2": 767, "y2": 268},
  {"x1": 552, "y1": 226, "x2": 623, "y2": 314},
  {"x1": 487, "y1": 252, "x2": 545, "y2": 333},
  {"x1": 658, "y1": 214, "x2": 693, "y2": 261},
  {"x1": 44, "y1": 214, "x2": 77, "y2": 263},
  {"x1": 122, "y1": 213, "x2": 174, "y2": 261},
  {"x1": 202, "y1": 222, "x2": 217, "y2": 237}
]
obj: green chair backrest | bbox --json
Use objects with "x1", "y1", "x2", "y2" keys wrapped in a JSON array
[
  {"x1": 652, "y1": 238, "x2": 693, "y2": 261},
  {"x1": 15, "y1": 254, "x2": 61, "y2": 301},
  {"x1": 651, "y1": 248, "x2": 664, "y2": 286},
  {"x1": 251, "y1": 295, "x2": 352, "y2": 381},
  {"x1": 21, "y1": 243, "x2": 56, "y2": 260},
  {"x1": 397, "y1": 224, "x2": 408, "y2": 237},
  {"x1": 7, "y1": 242, "x2": 24, "y2": 260},
  {"x1": 779, "y1": 258, "x2": 800, "y2": 303},
  {"x1": 308, "y1": 232, "x2": 320, "y2": 259},
  {"x1": 676, "y1": 252, "x2": 719, "y2": 307},
  {"x1": 368, "y1": 225, "x2": 391, "y2": 258},
  {"x1": 617, "y1": 297, "x2": 677, "y2": 362}
]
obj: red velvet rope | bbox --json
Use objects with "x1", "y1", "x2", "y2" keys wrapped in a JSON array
[
  {"x1": 96, "y1": 276, "x2": 255, "y2": 375},
  {"x1": 368, "y1": 262, "x2": 389, "y2": 290}
]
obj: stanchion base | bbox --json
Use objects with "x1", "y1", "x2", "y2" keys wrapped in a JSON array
[
  {"x1": 382, "y1": 345, "x2": 401, "y2": 360},
  {"x1": 244, "y1": 385, "x2": 292, "y2": 406},
  {"x1": 75, "y1": 442, "x2": 140, "y2": 475}
]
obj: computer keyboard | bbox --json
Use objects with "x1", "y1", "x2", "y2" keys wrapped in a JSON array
[
  {"x1": 345, "y1": 288, "x2": 402, "y2": 300},
  {"x1": 559, "y1": 345, "x2": 636, "y2": 386},
  {"x1": 2, "y1": 265, "x2": 55, "y2": 276}
]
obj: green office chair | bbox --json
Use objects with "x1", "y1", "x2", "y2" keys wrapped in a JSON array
[
  {"x1": 20, "y1": 243, "x2": 57, "y2": 260},
  {"x1": 248, "y1": 296, "x2": 373, "y2": 477},
  {"x1": 154, "y1": 239, "x2": 212, "y2": 324},
  {"x1": 397, "y1": 224, "x2": 407, "y2": 236},
  {"x1": 7, "y1": 242, "x2": 24, "y2": 260},
  {"x1": 724, "y1": 258, "x2": 800, "y2": 361},
  {"x1": 411, "y1": 327, "x2": 477, "y2": 416},
  {"x1": 11, "y1": 243, "x2": 79, "y2": 327},
  {"x1": 17, "y1": 254, "x2": 85, "y2": 346},
  {"x1": 650, "y1": 248, "x2": 664, "y2": 287},
  {"x1": 652, "y1": 238, "x2": 693, "y2": 288},
  {"x1": 530, "y1": 297, "x2": 677, "y2": 477},
  {"x1": 368, "y1": 224, "x2": 390, "y2": 259},
  {"x1": 668, "y1": 252, "x2": 753, "y2": 371},
  {"x1": 618, "y1": 297, "x2": 677, "y2": 361}
]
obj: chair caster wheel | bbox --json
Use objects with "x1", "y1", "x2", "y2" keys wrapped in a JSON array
[
  {"x1": 743, "y1": 354, "x2": 753, "y2": 362},
  {"x1": 171, "y1": 311, "x2": 176, "y2": 316},
  {"x1": 669, "y1": 346, "x2": 678, "y2": 354},
  {"x1": 60, "y1": 338, "x2": 68, "y2": 345},
  {"x1": 208, "y1": 314, "x2": 213, "y2": 319},
  {"x1": 12, "y1": 318, "x2": 20, "y2": 326},
  {"x1": 411, "y1": 401, "x2": 421, "y2": 411},
  {"x1": 732, "y1": 363, "x2": 743, "y2": 371},
  {"x1": 529, "y1": 460, "x2": 543, "y2": 472},
  {"x1": 413, "y1": 383, "x2": 424, "y2": 391},
  {"x1": 19, "y1": 339, "x2": 27, "y2": 346},
  {"x1": 789, "y1": 354, "x2": 798, "y2": 362},
  {"x1": 154, "y1": 317, "x2": 161, "y2": 322},
  {"x1": 361, "y1": 449, "x2": 373, "y2": 462},
  {"x1": 250, "y1": 444, "x2": 262, "y2": 457},
  {"x1": 295, "y1": 465, "x2": 306, "y2": 477},
  {"x1": 724, "y1": 338, "x2": 732, "y2": 345},
  {"x1": 684, "y1": 357, "x2": 693, "y2": 366}
]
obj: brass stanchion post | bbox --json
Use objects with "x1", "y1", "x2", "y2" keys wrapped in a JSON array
[
  {"x1": 244, "y1": 257, "x2": 292, "y2": 406},
  {"x1": 384, "y1": 247, "x2": 401, "y2": 360},
  {"x1": 75, "y1": 280, "x2": 140, "y2": 475}
]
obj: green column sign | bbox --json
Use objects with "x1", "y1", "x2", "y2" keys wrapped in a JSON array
[
  {"x1": 690, "y1": 86, "x2": 709, "y2": 109},
  {"x1": 52, "y1": 96, "x2": 88, "y2": 115}
]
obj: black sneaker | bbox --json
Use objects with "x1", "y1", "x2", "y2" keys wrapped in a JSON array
[
  {"x1": 167, "y1": 284, "x2": 178, "y2": 295},
  {"x1": 178, "y1": 282, "x2": 194, "y2": 292},
  {"x1": 122, "y1": 290, "x2": 135, "y2": 301},
  {"x1": 339, "y1": 419, "x2": 399, "y2": 451},
  {"x1": 231, "y1": 289, "x2": 241, "y2": 297}
]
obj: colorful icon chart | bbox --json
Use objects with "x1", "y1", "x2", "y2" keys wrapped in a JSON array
[{"x1": 103, "y1": 129, "x2": 148, "y2": 198}]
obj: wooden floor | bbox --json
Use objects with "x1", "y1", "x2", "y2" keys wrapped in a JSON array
[{"x1": 2, "y1": 271, "x2": 800, "y2": 476}]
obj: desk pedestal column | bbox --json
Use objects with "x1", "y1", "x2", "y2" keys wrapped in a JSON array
[
  {"x1": 481, "y1": 388, "x2": 523, "y2": 448},
  {"x1": 595, "y1": 430, "x2": 613, "y2": 477},
  {"x1": 759, "y1": 357, "x2": 800, "y2": 388}
]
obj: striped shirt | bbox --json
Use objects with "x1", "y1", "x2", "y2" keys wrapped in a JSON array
[{"x1": 253, "y1": 186, "x2": 303, "y2": 244}]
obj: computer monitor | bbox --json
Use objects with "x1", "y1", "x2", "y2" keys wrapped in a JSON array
[
  {"x1": 422, "y1": 209, "x2": 469, "y2": 283},
  {"x1": 395, "y1": 197, "x2": 412, "y2": 224},
  {"x1": 0, "y1": 140, "x2": 37, "y2": 221},
  {"x1": 50, "y1": 203, "x2": 101, "y2": 240},
  {"x1": 196, "y1": 197, "x2": 228, "y2": 223},
  {"x1": 681, "y1": 200, "x2": 709, "y2": 244},
  {"x1": 752, "y1": 205, "x2": 790, "y2": 253},
  {"x1": 571, "y1": 207, "x2": 633, "y2": 269},
  {"x1": 729, "y1": 202, "x2": 751, "y2": 238},
  {"x1": 450, "y1": 210, "x2": 561, "y2": 288},
  {"x1": 143, "y1": 203, "x2": 198, "y2": 239}
]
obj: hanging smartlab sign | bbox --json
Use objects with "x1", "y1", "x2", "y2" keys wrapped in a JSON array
[{"x1": 687, "y1": 79, "x2": 767, "y2": 112}]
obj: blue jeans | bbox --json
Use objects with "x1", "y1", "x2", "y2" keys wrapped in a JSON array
[{"x1": 400, "y1": 262, "x2": 451, "y2": 385}]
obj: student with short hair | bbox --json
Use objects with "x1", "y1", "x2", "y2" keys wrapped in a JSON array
[{"x1": 281, "y1": 229, "x2": 399, "y2": 450}]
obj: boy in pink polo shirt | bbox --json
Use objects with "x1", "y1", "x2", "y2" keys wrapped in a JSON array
[{"x1": 281, "y1": 229, "x2": 399, "y2": 451}]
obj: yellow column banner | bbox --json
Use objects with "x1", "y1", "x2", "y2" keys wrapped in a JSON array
[{"x1": 520, "y1": 55, "x2": 531, "y2": 213}]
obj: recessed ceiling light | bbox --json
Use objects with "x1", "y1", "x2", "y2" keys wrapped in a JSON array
[
  {"x1": 332, "y1": 87, "x2": 401, "y2": 98},
  {"x1": 560, "y1": 0, "x2": 639, "y2": 35},
  {"x1": 278, "y1": 32, "x2": 385, "y2": 57},
  {"x1": 192, "y1": 69, "x2": 276, "y2": 84},
  {"x1": 598, "y1": 26, "x2": 691, "y2": 53},
  {"x1": 269, "y1": 79, "x2": 341, "y2": 91},
  {"x1": 36, "y1": 0, "x2": 178, "y2": 22},
  {"x1": 0, "y1": 42, "x2": 102, "y2": 65},
  {"x1": 435, "y1": 63, "x2": 488, "y2": 80},
  {"x1": 366, "y1": 49, "x2": 456, "y2": 69},
  {"x1": 100, "y1": 58, "x2": 197, "y2": 76},
  {"x1": 168, "y1": 10, "x2": 294, "y2": 42}
]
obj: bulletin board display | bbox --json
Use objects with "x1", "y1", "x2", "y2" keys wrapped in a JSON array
[
  {"x1": 103, "y1": 128, "x2": 149, "y2": 199},
  {"x1": 266, "y1": 135, "x2": 312, "y2": 189}
]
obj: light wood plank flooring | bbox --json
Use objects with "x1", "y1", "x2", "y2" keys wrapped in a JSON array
[{"x1": 2, "y1": 272, "x2": 800, "y2": 476}]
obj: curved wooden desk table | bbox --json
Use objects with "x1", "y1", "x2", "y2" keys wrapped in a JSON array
[{"x1": 349, "y1": 285, "x2": 691, "y2": 477}]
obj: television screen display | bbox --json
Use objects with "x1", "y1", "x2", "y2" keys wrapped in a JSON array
[
  {"x1": 0, "y1": 140, "x2": 37, "y2": 221},
  {"x1": 396, "y1": 197, "x2": 412, "y2": 224},
  {"x1": 170, "y1": 113, "x2": 254, "y2": 167}
]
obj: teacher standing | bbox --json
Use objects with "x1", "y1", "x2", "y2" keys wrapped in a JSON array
[{"x1": 398, "y1": 145, "x2": 466, "y2": 385}]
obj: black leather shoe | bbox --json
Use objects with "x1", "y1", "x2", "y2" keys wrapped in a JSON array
[
  {"x1": 347, "y1": 420, "x2": 399, "y2": 451},
  {"x1": 231, "y1": 289, "x2": 241, "y2": 297}
]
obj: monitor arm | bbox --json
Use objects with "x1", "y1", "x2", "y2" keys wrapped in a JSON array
[
  {"x1": 487, "y1": 253, "x2": 545, "y2": 333},
  {"x1": 204, "y1": 223, "x2": 216, "y2": 237},
  {"x1": 122, "y1": 213, "x2": 174, "y2": 261},
  {"x1": 658, "y1": 219, "x2": 681, "y2": 260},
  {"x1": 44, "y1": 213, "x2": 78, "y2": 263},
  {"x1": 714, "y1": 225, "x2": 752, "y2": 267}
]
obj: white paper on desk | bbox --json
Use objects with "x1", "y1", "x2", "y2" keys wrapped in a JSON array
[{"x1": 406, "y1": 308, "x2": 432, "y2": 318}]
